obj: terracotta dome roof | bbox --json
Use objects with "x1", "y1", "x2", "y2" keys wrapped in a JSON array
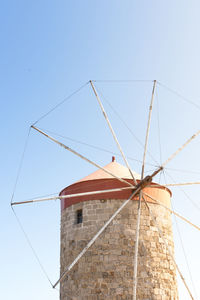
[
  {"x1": 60, "y1": 157, "x2": 171, "y2": 210},
  {"x1": 77, "y1": 157, "x2": 140, "y2": 183}
]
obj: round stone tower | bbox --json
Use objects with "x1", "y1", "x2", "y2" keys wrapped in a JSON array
[{"x1": 60, "y1": 158, "x2": 178, "y2": 300}]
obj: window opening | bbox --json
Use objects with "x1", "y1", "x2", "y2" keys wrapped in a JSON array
[{"x1": 76, "y1": 209, "x2": 83, "y2": 224}]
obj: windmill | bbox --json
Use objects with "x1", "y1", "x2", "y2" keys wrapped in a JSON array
[{"x1": 11, "y1": 80, "x2": 200, "y2": 299}]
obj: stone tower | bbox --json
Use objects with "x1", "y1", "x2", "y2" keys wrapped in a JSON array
[{"x1": 60, "y1": 158, "x2": 178, "y2": 300}]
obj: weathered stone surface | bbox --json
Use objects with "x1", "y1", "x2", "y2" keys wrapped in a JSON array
[{"x1": 60, "y1": 198, "x2": 178, "y2": 299}]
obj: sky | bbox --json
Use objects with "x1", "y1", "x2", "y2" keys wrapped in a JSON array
[{"x1": 2, "y1": 1, "x2": 200, "y2": 299}]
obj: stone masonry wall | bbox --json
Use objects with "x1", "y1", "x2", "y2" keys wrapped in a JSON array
[{"x1": 60, "y1": 198, "x2": 178, "y2": 300}]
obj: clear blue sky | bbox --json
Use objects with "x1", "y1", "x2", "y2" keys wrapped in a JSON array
[{"x1": 2, "y1": 1, "x2": 200, "y2": 299}]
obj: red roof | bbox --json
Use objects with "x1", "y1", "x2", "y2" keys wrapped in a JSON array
[
  {"x1": 60, "y1": 157, "x2": 171, "y2": 210},
  {"x1": 77, "y1": 160, "x2": 141, "y2": 183}
]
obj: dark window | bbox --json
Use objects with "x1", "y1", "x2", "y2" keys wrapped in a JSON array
[{"x1": 76, "y1": 209, "x2": 83, "y2": 224}]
